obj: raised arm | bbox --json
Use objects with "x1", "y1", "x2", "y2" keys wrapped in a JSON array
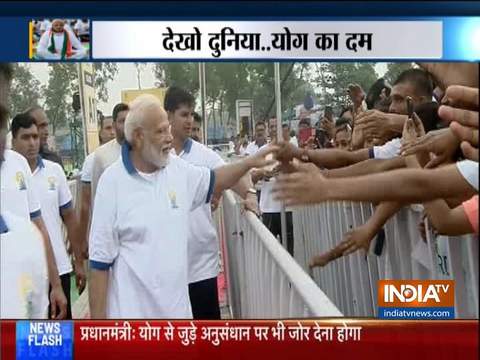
[
  {"x1": 32, "y1": 216, "x2": 67, "y2": 319},
  {"x1": 274, "y1": 161, "x2": 477, "y2": 206},
  {"x1": 277, "y1": 141, "x2": 369, "y2": 169},
  {"x1": 325, "y1": 157, "x2": 406, "y2": 178},
  {"x1": 213, "y1": 145, "x2": 277, "y2": 194},
  {"x1": 61, "y1": 207, "x2": 87, "y2": 294}
]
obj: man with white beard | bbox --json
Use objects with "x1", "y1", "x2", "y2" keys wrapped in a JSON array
[
  {"x1": 36, "y1": 19, "x2": 87, "y2": 60},
  {"x1": 88, "y1": 95, "x2": 277, "y2": 319}
]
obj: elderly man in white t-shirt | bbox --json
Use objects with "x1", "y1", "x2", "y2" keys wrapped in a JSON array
[{"x1": 88, "y1": 95, "x2": 276, "y2": 319}]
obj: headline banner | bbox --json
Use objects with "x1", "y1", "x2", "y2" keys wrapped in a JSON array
[
  {"x1": 1, "y1": 320, "x2": 478, "y2": 359},
  {"x1": 91, "y1": 21, "x2": 442, "y2": 59}
]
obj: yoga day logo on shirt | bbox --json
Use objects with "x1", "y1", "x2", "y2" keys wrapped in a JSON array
[
  {"x1": 168, "y1": 190, "x2": 179, "y2": 209},
  {"x1": 15, "y1": 172, "x2": 27, "y2": 191},
  {"x1": 47, "y1": 176, "x2": 57, "y2": 191},
  {"x1": 18, "y1": 273, "x2": 34, "y2": 318}
]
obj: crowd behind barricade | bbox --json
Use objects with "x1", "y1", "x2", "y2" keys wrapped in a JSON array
[{"x1": 0, "y1": 62, "x2": 478, "y2": 320}]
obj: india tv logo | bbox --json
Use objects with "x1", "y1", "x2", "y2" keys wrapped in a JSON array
[{"x1": 378, "y1": 280, "x2": 455, "y2": 319}]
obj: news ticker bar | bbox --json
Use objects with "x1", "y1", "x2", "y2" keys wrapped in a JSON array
[
  {"x1": 1, "y1": 320, "x2": 478, "y2": 360},
  {"x1": 90, "y1": 18, "x2": 480, "y2": 60},
  {"x1": 92, "y1": 21, "x2": 442, "y2": 59},
  {"x1": 0, "y1": 16, "x2": 479, "y2": 61}
]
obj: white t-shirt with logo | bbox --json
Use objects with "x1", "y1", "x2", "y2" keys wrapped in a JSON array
[
  {"x1": 175, "y1": 138, "x2": 226, "y2": 284},
  {"x1": 0, "y1": 149, "x2": 41, "y2": 221},
  {"x1": 1, "y1": 211, "x2": 49, "y2": 319},
  {"x1": 89, "y1": 143, "x2": 215, "y2": 319},
  {"x1": 32, "y1": 158, "x2": 73, "y2": 276}
]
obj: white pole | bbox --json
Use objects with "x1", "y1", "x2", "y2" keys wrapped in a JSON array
[
  {"x1": 274, "y1": 63, "x2": 288, "y2": 252},
  {"x1": 199, "y1": 63, "x2": 207, "y2": 144},
  {"x1": 77, "y1": 63, "x2": 88, "y2": 158}
]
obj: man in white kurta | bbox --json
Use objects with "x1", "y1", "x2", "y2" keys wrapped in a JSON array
[{"x1": 36, "y1": 19, "x2": 87, "y2": 60}]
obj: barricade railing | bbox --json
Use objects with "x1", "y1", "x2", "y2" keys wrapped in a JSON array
[
  {"x1": 292, "y1": 202, "x2": 479, "y2": 319},
  {"x1": 217, "y1": 190, "x2": 342, "y2": 319}
]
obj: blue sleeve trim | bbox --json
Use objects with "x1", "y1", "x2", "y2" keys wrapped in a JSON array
[
  {"x1": 29, "y1": 209, "x2": 42, "y2": 220},
  {"x1": 90, "y1": 260, "x2": 113, "y2": 270},
  {"x1": 81, "y1": 180, "x2": 91, "y2": 184},
  {"x1": 368, "y1": 147, "x2": 375, "y2": 159},
  {"x1": 0, "y1": 215, "x2": 9, "y2": 234},
  {"x1": 206, "y1": 169, "x2": 216, "y2": 203},
  {"x1": 59, "y1": 200, "x2": 73, "y2": 211}
]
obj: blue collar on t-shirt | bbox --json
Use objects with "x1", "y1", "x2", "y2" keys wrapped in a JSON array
[
  {"x1": 121, "y1": 141, "x2": 137, "y2": 175},
  {"x1": 183, "y1": 137, "x2": 193, "y2": 154},
  {"x1": 0, "y1": 215, "x2": 8, "y2": 234},
  {"x1": 37, "y1": 156, "x2": 45, "y2": 169}
]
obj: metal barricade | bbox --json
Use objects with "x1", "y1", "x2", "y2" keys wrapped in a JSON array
[
  {"x1": 218, "y1": 190, "x2": 342, "y2": 318},
  {"x1": 293, "y1": 202, "x2": 479, "y2": 319}
]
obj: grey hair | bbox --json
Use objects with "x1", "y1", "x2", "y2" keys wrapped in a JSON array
[{"x1": 124, "y1": 94, "x2": 165, "y2": 143}]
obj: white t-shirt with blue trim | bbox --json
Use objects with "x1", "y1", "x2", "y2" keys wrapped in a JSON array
[
  {"x1": 176, "y1": 138, "x2": 226, "y2": 284},
  {"x1": 32, "y1": 158, "x2": 73, "y2": 276},
  {"x1": 80, "y1": 151, "x2": 95, "y2": 183},
  {"x1": 88, "y1": 143, "x2": 215, "y2": 318}
]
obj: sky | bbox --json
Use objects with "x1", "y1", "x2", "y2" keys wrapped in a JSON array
[
  {"x1": 28, "y1": 63, "x2": 157, "y2": 114},
  {"x1": 28, "y1": 62, "x2": 388, "y2": 115}
]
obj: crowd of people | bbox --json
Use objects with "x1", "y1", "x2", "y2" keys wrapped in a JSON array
[
  {"x1": 0, "y1": 62, "x2": 478, "y2": 320},
  {"x1": 271, "y1": 64, "x2": 478, "y2": 268}
]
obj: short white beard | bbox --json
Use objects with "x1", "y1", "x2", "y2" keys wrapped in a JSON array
[{"x1": 142, "y1": 141, "x2": 169, "y2": 169}]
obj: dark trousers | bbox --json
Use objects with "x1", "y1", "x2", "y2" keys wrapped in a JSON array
[
  {"x1": 188, "y1": 277, "x2": 221, "y2": 320},
  {"x1": 262, "y1": 212, "x2": 294, "y2": 256},
  {"x1": 48, "y1": 272, "x2": 72, "y2": 319}
]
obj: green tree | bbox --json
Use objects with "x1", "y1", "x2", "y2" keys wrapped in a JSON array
[
  {"x1": 384, "y1": 62, "x2": 413, "y2": 84},
  {"x1": 133, "y1": 63, "x2": 147, "y2": 90},
  {"x1": 153, "y1": 63, "x2": 199, "y2": 94},
  {"x1": 93, "y1": 63, "x2": 118, "y2": 102},
  {"x1": 311, "y1": 62, "x2": 378, "y2": 113},
  {"x1": 43, "y1": 63, "x2": 78, "y2": 136},
  {"x1": 9, "y1": 63, "x2": 43, "y2": 115},
  {"x1": 153, "y1": 62, "x2": 315, "y2": 139}
]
